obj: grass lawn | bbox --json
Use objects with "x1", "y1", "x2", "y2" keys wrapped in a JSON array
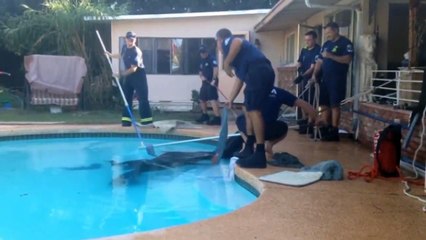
[{"x1": 0, "y1": 108, "x2": 200, "y2": 124}]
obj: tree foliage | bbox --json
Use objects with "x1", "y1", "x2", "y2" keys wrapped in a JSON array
[
  {"x1": 1, "y1": 0, "x2": 124, "y2": 55},
  {"x1": 0, "y1": 0, "x2": 128, "y2": 108}
]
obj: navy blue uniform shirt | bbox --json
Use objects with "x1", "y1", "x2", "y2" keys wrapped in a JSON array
[
  {"x1": 297, "y1": 44, "x2": 321, "y2": 74},
  {"x1": 199, "y1": 55, "x2": 218, "y2": 82},
  {"x1": 262, "y1": 87, "x2": 297, "y2": 123},
  {"x1": 316, "y1": 36, "x2": 354, "y2": 78},
  {"x1": 121, "y1": 45, "x2": 144, "y2": 70},
  {"x1": 222, "y1": 37, "x2": 269, "y2": 81}
]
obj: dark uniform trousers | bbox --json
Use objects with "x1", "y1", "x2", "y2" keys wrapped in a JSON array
[{"x1": 122, "y1": 68, "x2": 153, "y2": 124}]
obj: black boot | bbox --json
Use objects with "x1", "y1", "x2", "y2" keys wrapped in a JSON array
[
  {"x1": 195, "y1": 113, "x2": 209, "y2": 123},
  {"x1": 298, "y1": 119, "x2": 309, "y2": 134},
  {"x1": 234, "y1": 135, "x2": 255, "y2": 158},
  {"x1": 297, "y1": 119, "x2": 308, "y2": 126},
  {"x1": 207, "y1": 116, "x2": 221, "y2": 126},
  {"x1": 310, "y1": 126, "x2": 329, "y2": 139},
  {"x1": 122, "y1": 121, "x2": 131, "y2": 127},
  {"x1": 307, "y1": 124, "x2": 314, "y2": 135},
  {"x1": 322, "y1": 126, "x2": 340, "y2": 142},
  {"x1": 237, "y1": 144, "x2": 267, "y2": 168}
]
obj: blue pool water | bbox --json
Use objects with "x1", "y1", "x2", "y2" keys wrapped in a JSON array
[{"x1": 0, "y1": 137, "x2": 256, "y2": 240}]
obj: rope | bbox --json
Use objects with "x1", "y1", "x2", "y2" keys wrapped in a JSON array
[
  {"x1": 401, "y1": 106, "x2": 426, "y2": 209},
  {"x1": 340, "y1": 79, "x2": 395, "y2": 105},
  {"x1": 310, "y1": 83, "x2": 321, "y2": 140},
  {"x1": 410, "y1": 106, "x2": 426, "y2": 179},
  {"x1": 347, "y1": 164, "x2": 376, "y2": 182},
  {"x1": 279, "y1": 83, "x2": 313, "y2": 120}
]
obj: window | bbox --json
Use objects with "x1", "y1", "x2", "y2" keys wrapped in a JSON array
[
  {"x1": 156, "y1": 39, "x2": 171, "y2": 74},
  {"x1": 118, "y1": 37, "x2": 216, "y2": 75},
  {"x1": 171, "y1": 39, "x2": 183, "y2": 74},
  {"x1": 118, "y1": 37, "x2": 155, "y2": 73},
  {"x1": 186, "y1": 38, "x2": 204, "y2": 74},
  {"x1": 138, "y1": 38, "x2": 154, "y2": 73},
  {"x1": 286, "y1": 33, "x2": 296, "y2": 64}
]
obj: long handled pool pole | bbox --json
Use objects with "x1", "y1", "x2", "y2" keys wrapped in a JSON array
[
  {"x1": 139, "y1": 133, "x2": 241, "y2": 149},
  {"x1": 95, "y1": 30, "x2": 155, "y2": 156}
]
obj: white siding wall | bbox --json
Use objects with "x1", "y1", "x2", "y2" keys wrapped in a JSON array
[{"x1": 111, "y1": 12, "x2": 269, "y2": 104}]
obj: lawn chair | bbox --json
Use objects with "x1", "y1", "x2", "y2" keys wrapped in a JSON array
[
  {"x1": 25, "y1": 86, "x2": 80, "y2": 107},
  {"x1": 24, "y1": 55, "x2": 87, "y2": 110}
]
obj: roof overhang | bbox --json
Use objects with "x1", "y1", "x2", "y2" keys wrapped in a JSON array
[
  {"x1": 254, "y1": 0, "x2": 342, "y2": 32},
  {"x1": 85, "y1": 9, "x2": 270, "y2": 21}
]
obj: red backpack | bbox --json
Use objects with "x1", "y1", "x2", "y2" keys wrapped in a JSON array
[
  {"x1": 373, "y1": 124, "x2": 401, "y2": 177},
  {"x1": 348, "y1": 124, "x2": 401, "y2": 181}
]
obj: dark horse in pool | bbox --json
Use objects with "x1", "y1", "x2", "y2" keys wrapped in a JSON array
[{"x1": 110, "y1": 151, "x2": 215, "y2": 186}]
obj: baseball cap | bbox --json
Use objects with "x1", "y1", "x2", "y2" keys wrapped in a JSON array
[
  {"x1": 324, "y1": 22, "x2": 339, "y2": 30},
  {"x1": 126, "y1": 31, "x2": 136, "y2": 39},
  {"x1": 199, "y1": 45, "x2": 207, "y2": 53}
]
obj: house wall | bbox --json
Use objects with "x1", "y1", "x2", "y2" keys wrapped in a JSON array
[
  {"x1": 340, "y1": 102, "x2": 426, "y2": 168},
  {"x1": 111, "y1": 12, "x2": 268, "y2": 104},
  {"x1": 254, "y1": 30, "x2": 286, "y2": 67},
  {"x1": 304, "y1": 10, "x2": 329, "y2": 43}
]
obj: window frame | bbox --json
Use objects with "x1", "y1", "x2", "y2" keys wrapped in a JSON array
[
  {"x1": 118, "y1": 37, "x2": 216, "y2": 75},
  {"x1": 285, "y1": 32, "x2": 296, "y2": 64}
]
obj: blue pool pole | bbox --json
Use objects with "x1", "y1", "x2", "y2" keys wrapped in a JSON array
[{"x1": 95, "y1": 30, "x2": 155, "y2": 156}]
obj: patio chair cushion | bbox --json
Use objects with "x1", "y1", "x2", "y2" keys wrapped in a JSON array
[{"x1": 30, "y1": 89, "x2": 79, "y2": 106}]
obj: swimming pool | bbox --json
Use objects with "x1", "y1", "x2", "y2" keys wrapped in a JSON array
[{"x1": 0, "y1": 135, "x2": 257, "y2": 240}]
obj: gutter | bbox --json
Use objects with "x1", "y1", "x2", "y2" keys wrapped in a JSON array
[{"x1": 304, "y1": 0, "x2": 358, "y2": 10}]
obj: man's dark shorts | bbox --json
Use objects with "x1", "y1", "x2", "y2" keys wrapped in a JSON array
[
  {"x1": 236, "y1": 115, "x2": 288, "y2": 141},
  {"x1": 244, "y1": 62, "x2": 275, "y2": 111},
  {"x1": 199, "y1": 82, "x2": 218, "y2": 101},
  {"x1": 319, "y1": 76, "x2": 347, "y2": 107}
]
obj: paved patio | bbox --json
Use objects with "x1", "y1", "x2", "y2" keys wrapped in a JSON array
[{"x1": 0, "y1": 123, "x2": 425, "y2": 240}]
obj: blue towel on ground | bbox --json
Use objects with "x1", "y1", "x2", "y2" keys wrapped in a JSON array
[{"x1": 300, "y1": 160, "x2": 344, "y2": 180}]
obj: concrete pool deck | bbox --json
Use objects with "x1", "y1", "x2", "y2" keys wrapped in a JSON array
[{"x1": 0, "y1": 123, "x2": 425, "y2": 240}]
